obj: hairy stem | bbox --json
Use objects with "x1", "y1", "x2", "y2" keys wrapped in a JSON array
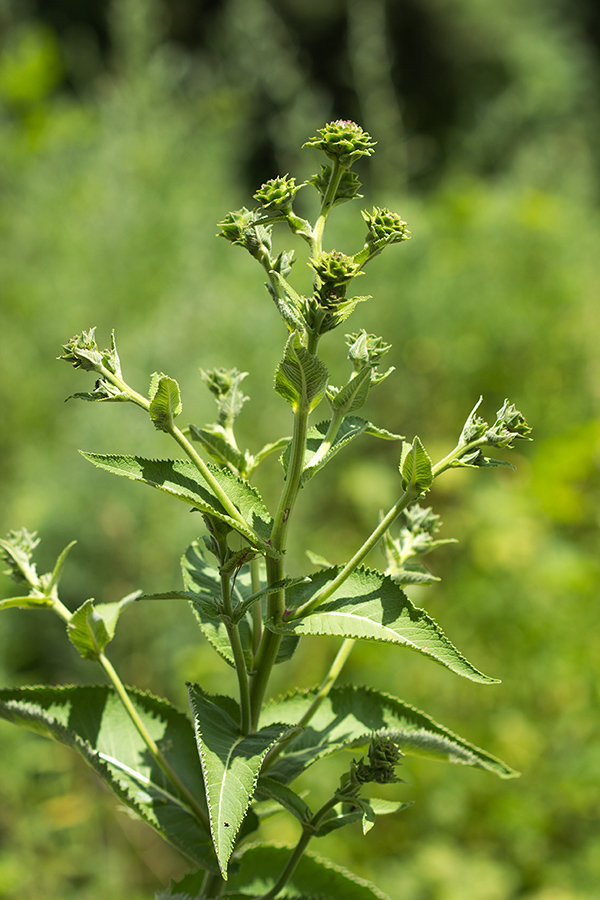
[{"x1": 220, "y1": 562, "x2": 252, "y2": 735}]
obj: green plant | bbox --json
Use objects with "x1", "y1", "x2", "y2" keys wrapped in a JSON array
[{"x1": 0, "y1": 121, "x2": 531, "y2": 900}]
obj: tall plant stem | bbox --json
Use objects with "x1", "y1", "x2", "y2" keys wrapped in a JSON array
[
  {"x1": 287, "y1": 486, "x2": 419, "y2": 621},
  {"x1": 250, "y1": 400, "x2": 312, "y2": 729},
  {"x1": 98, "y1": 652, "x2": 209, "y2": 829},
  {"x1": 312, "y1": 159, "x2": 345, "y2": 253},
  {"x1": 220, "y1": 563, "x2": 252, "y2": 735}
]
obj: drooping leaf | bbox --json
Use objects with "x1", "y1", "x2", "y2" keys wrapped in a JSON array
[
  {"x1": 260, "y1": 684, "x2": 518, "y2": 784},
  {"x1": 79, "y1": 453, "x2": 275, "y2": 553},
  {"x1": 271, "y1": 567, "x2": 497, "y2": 683},
  {"x1": 225, "y1": 843, "x2": 392, "y2": 900},
  {"x1": 274, "y1": 333, "x2": 328, "y2": 413},
  {"x1": 67, "y1": 592, "x2": 139, "y2": 660},
  {"x1": 0, "y1": 685, "x2": 216, "y2": 869},
  {"x1": 187, "y1": 686, "x2": 289, "y2": 878}
]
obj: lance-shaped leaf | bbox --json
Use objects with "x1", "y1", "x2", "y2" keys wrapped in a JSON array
[
  {"x1": 188, "y1": 424, "x2": 248, "y2": 474},
  {"x1": 225, "y1": 843, "x2": 392, "y2": 900},
  {"x1": 260, "y1": 684, "x2": 518, "y2": 785},
  {"x1": 272, "y1": 567, "x2": 497, "y2": 683},
  {"x1": 67, "y1": 592, "x2": 140, "y2": 660},
  {"x1": 274, "y1": 332, "x2": 328, "y2": 412},
  {"x1": 0, "y1": 685, "x2": 217, "y2": 870},
  {"x1": 149, "y1": 373, "x2": 182, "y2": 432},
  {"x1": 79, "y1": 453, "x2": 275, "y2": 554},
  {"x1": 187, "y1": 686, "x2": 289, "y2": 877},
  {"x1": 255, "y1": 775, "x2": 313, "y2": 824}
]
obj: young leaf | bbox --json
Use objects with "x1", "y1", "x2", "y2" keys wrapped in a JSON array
[
  {"x1": 67, "y1": 592, "x2": 139, "y2": 660},
  {"x1": 400, "y1": 436, "x2": 433, "y2": 492},
  {"x1": 187, "y1": 686, "x2": 289, "y2": 878},
  {"x1": 260, "y1": 684, "x2": 518, "y2": 785},
  {"x1": 274, "y1": 332, "x2": 328, "y2": 413},
  {"x1": 225, "y1": 843, "x2": 391, "y2": 900},
  {"x1": 188, "y1": 424, "x2": 248, "y2": 474},
  {"x1": 149, "y1": 373, "x2": 183, "y2": 432},
  {"x1": 78, "y1": 453, "x2": 276, "y2": 554},
  {"x1": 0, "y1": 685, "x2": 216, "y2": 870},
  {"x1": 272, "y1": 567, "x2": 498, "y2": 683}
]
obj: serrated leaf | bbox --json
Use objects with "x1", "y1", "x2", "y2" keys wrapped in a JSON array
[
  {"x1": 188, "y1": 424, "x2": 248, "y2": 474},
  {"x1": 225, "y1": 843, "x2": 391, "y2": 900},
  {"x1": 400, "y1": 436, "x2": 433, "y2": 492},
  {"x1": 79, "y1": 453, "x2": 275, "y2": 554},
  {"x1": 272, "y1": 567, "x2": 497, "y2": 683},
  {"x1": 330, "y1": 367, "x2": 373, "y2": 414},
  {"x1": 149, "y1": 374, "x2": 182, "y2": 431},
  {"x1": 0, "y1": 685, "x2": 216, "y2": 869},
  {"x1": 275, "y1": 333, "x2": 328, "y2": 413},
  {"x1": 187, "y1": 686, "x2": 288, "y2": 878},
  {"x1": 260, "y1": 685, "x2": 518, "y2": 784},
  {"x1": 255, "y1": 775, "x2": 312, "y2": 824}
]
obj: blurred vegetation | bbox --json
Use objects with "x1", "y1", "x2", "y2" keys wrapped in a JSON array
[{"x1": 1, "y1": 0, "x2": 599, "y2": 898}]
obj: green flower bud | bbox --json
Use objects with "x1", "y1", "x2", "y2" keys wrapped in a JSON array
[
  {"x1": 253, "y1": 175, "x2": 300, "y2": 212},
  {"x1": 362, "y1": 206, "x2": 411, "y2": 249},
  {"x1": 303, "y1": 120, "x2": 376, "y2": 167},
  {"x1": 346, "y1": 330, "x2": 392, "y2": 371},
  {"x1": 217, "y1": 208, "x2": 272, "y2": 263},
  {"x1": 0, "y1": 528, "x2": 40, "y2": 587},
  {"x1": 59, "y1": 328, "x2": 122, "y2": 377}
]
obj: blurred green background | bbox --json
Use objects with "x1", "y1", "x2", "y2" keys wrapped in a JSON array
[{"x1": 1, "y1": 0, "x2": 599, "y2": 898}]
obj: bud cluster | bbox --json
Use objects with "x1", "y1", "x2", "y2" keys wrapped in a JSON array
[
  {"x1": 346, "y1": 330, "x2": 392, "y2": 372},
  {"x1": 253, "y1": 175, "x2": 300, "y2": 213},
  {"x1": 351, "y1": 736, "x2": 403, "y2": 786},
  {"x1": 362, "y1": 206, "x2": 411, "y2": 254},
  {"x1": 217, "y1": 208, "x2": 273, "y2": 266},
  {"x1": 310, "y1": 250, "x2": 364, "y2": 310}
]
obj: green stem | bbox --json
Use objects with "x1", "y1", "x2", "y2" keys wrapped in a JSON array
[
  {"x1": 303, "y1": 405, "x2": 345, "y2": 472},
  {"x1": 220, "y1": 563, "x2": 252, "y2": 735},
  {"x1": 287, "y1": 486, "x2": 418, "y2": 621},
  {"x1": 312, "y1": 159, "x2": 345, "y2": 253},
  {"x1": 200, "y1": 868, "x2": 226, "y2": 899},
  {"x1": 250, "y1": 397, "x2": 312, "y2": 729},
  {"x1": 263, "y1": 637, "x2": 356, "y2": 770},
  {"x1": 250, "y1": 556, "x2": 263, "y2": 654},
  {"x1": 98, "y1": 652, "x2": 209, "y2": 829}
]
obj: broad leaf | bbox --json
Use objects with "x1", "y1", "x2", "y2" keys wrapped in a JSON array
[
  {"x1": 79, "y1": 453, "x2": 275, "y2": 553},
  {"x1": 188, "y1": 424, "x2": 248, "y2": 474},
  {"x1": 275, "y1": 333, "x2": 328, "y2": 413},
  {"x1": 260, "y1": 684, "x2": 518, "y2": 784},
  {"x1": 271, "y1": 567, "x2": 497, "y2": 683},
  {"x1": 0, "y1": 685, "x2": 217, "y2": 869},
  {"x1": 149, "y1": 373, "x2": 182, "y2": 431},
  {"x1": 187, "y1": 686, "x2": 289, "y2": 877},
  {"x1": 225, "y1": 843, "x2": 391, "y2": 899}
]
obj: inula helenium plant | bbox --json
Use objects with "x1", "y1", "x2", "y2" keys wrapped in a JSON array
[{"x1": 0, "y1": 121, "x2": 531, "y2": 900}]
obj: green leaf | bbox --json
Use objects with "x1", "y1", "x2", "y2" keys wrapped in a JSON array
[
  {"x1": 260, "y1": 685, "x2": 518, "y2": 784},
  {"x1": 225, "y1": 843, "x2": 391, "y2": 900},
  {"x1": 400, "y1": 436, "x2": 433, "y2": 492},
  {"x1": 188, "y1": 424, "x2": 247, "y2": 474},
  {"x1": 149, "y1": 373, "x2": 182, "y2": 431},
  {"x1": 275, "y1": 333, "x2": 328, "y2": 413},
  {"x1": 79, "y1": 453, "x2": 275, "y2": 553},
  {"x1": 0, "y1": 594, "x2": 54, "y2": 611},
  {"x1": 67, "y1": 592, "x2": 140, "y2": 660},
  {"x1": 187, "y1": 686, "x2": 289, "y2": 878},
  {"x1": 330, "y1": 367, "x2": 373, "y2": 414},
  {"x1": 255, "y1": 775, "x2": 312, "y2": 824},
  {"x1": 0, "y1": 685, "x2": 216, "y2": 870},
  {"x1": 272, "y1": 567, "x2": 497, "y2": 683},
  {"x1": 181, "y1": 542, "x2": 298, "y2": 668}
]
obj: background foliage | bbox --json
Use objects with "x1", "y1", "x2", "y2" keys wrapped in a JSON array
[{"x1": 1, "y1": 1, "x2": 599, "y2": 898}]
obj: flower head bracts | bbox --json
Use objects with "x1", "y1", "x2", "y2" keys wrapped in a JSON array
[
  {"x1": 303, "y1": 120, "x2": 376, "y2": 167},
  {"x1": 253, "y1": 175, "x2": 301, "y2": 213}
]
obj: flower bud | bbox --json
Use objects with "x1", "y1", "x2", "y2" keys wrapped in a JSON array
[
  {"x1": 303, "y1": 120, "x2": 376, "y2": 167},
  {"x1": 362, "y1": 207, "x2": 411, "y2": 250},
  {"x1": 253, "y1": 175, "x2": 300, "y2": 213},
  {"x1": 307, "y1": 165, "x2": 363, "y2": 205}
]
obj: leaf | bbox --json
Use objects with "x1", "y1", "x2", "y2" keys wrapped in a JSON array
[
  {"x1": 260, "y1": 684, "x2": 518, "y2": 785},
  {"x1": 272, "y1": 567, "x2": 497, "y2": 683},
  {"x1": 181, "y1": 542, "x2": 298, "y2": 668},
  {"x1": 188, "y1": 424, "x2": 248, "y2": 474},
  {"x1": 255, "y1": 775, "x2": 312, "y2": 824},
  {"x1": 149, "y1": 373, "x2": 183, "y2": 431},
  {"x1": 275, "y1": 333, "x2": 328, "y2": 413},
  {"x1": 225, "y1": 843, "x2": 392, "y2": 900},
  {"x1": 330, "y1": 368, "x2": 373, "y2": 414},
  {"x1": 0, "y1": 594, "x2": 54, "y2": 611},
  {"x1": 187, "y1": 686, "x2": 289, "y2": 877},
  {"x1": 79, "y1": 453, "x2": 275, "y2": 553},
  {"x1": 400, "y1": 436, "x2": 433, "y2": 492},
  {"x1": 0, "y1": 685, "x2": 217, "y2": 870},
  {"x1": 67, "y1": 592, "x2": 140, "y2": 660}
]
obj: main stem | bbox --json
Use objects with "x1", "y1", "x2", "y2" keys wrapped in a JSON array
[{"x1": 219, "y1": 553, "x2": 252, "y2": 734}]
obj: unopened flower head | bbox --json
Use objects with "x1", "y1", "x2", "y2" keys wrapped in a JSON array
[
  {"x1": 363, "y1": 207, "x2": 411, "y2": 248},
  {"x1": 303, "y1": 120, "x2": 375, "y2": 167},
  {"x1": 253, "y1": 175, "x2": 300, "y2": 212}
]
